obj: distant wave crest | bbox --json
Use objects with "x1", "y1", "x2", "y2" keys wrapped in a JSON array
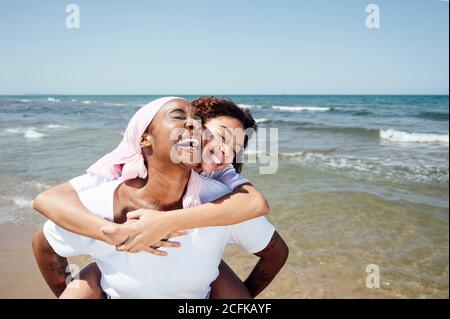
[
  {"x1": 238, "y1": 104, "x2": 263, "y2": 109},
  {"x1": 46, "y1": 124, "x2": 70, "y2": 129},
  {"x1": 104, "y1": 102, "x2": 127, "y2": 107},
  {"x1": 380, "y1": 129, "x2": 449, "y2": 144},
  {"x1": 5, "y1": 127, "x2": 46, "y2": 139},
  {"x1": 273, "y1": 106, "x2": 331, "y2": 112},
  {"x1": 3, "y1": 124, "x2": 69, "y2": 139}
]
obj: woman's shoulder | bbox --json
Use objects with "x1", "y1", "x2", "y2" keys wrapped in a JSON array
[
  {"x1": 70, "y1": 173, "x2": 119, "y2": 193},
  {"x1": 79, "y1": 178, "x2": 122, "y2": 196},
  {"x1": 77, "y1": 179, "x2": 122, "y2": 221}
]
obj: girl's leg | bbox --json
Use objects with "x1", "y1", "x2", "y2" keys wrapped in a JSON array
[
  {"x1": 59, "y1": 262, "x2": 105, "y2": 299},
  {"x1": 210, "y1": 260, "x2": 251, "y2": 299}
]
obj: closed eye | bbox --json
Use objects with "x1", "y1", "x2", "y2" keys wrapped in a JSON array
[{"x1": 169, "y1": 108, "x2": 187, "y2": 119}]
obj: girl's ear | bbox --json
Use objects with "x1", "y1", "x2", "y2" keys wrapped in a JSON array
[{"x1": 139, "y1": 132, "x2": 153, "y2": 148}]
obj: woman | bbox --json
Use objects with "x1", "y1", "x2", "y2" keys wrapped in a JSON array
[{"x1": 33, "y1": 97, "x2": 288, "y2": 298}]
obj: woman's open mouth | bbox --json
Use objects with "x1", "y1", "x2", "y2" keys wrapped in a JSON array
[{"x1": 176, "y1": 136, "x2": 200, "y2": 152}]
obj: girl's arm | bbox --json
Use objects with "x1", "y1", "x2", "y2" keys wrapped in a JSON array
[
  {"x1": 165, "y1": 182, "x2": 269, "y2": 229},
  {"x1": 166, "y1": 164, "x2": 270, "y2": 228}
]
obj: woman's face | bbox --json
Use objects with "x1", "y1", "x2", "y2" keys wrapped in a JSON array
[
  {"x1": 201, "y1": 116, "x2": 246, "y2": 173},
  {"x1": 142, "y1": 99, "x2": 201, "y2": 170}
]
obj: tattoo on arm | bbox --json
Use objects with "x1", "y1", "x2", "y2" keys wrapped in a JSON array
[
  {"x1": 49, "y1": 255, "x2": 69, "y2": 278},
  {"x1": 33, "y1": 229, "x2": 70, "y2": 297}
]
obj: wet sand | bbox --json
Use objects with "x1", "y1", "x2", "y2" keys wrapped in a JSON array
[
  {"x1": 0, "y1": 221, "x2": 386, "y2": 299},
  {"x1": 0, "y1": 223, "x2": 93, "y2": 299},
  {"x1": 0, "y1": 223, "x2": 53, "y2": 298}
]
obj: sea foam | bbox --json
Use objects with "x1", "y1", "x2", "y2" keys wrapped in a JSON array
[
  {"x1": 4, "y1": 127, "x2": 46, "y2": 139},
  {"x1": 46, "y1": 124, "x2": 69, "y2": 129},
  {"x1": 238, "y1": 104, "x2": 262, "y2": 109},
  {"x1": 13, "y1": 197, "x2": 32, "y2": 209},
  {"x1": 24, "y1": 129, "x2": 46, "y2": 139},
  {"x1": 380, "y1": 129, "x2": 449, "y2": 144},
  {"x1": 104, "y1": 102, "x2": 127, "y2": 107},
  {"x1": 282, "y1": 151, "x2": 449, "y2": 184},
  {"x1": 273, "y1": 106, "x2": 330, "y2": 112}
]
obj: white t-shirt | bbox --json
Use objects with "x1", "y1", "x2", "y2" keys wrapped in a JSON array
[{"x1": 44, "y1": 167, "x2": 274, "y2": 299}]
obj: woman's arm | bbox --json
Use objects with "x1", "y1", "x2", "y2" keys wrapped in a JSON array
[
  {"x1": 32, "y1": 182, "x2": 187, "y2": 251},
  {"x1": 114, "y1": 183, "x2": 270, "y2": 252},
  {"x1": 244, "y1": 231, "x2": 289, "y2": 297},
  {"x1": 32, "y1": 228, "x2": 69, "y2": 297},
  {"x1": 32, "y1": 183, "x2": 121, "y2": 244}
]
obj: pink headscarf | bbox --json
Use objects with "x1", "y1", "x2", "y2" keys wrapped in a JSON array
[{"x1": 86, "y1": 96, "x2": 202, "y2": 208}]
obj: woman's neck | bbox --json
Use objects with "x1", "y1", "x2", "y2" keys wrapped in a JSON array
[{"x1": 123, "y1": 163, "x2": 191, "y2": 211}]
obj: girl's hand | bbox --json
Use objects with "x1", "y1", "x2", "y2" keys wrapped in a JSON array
[{"x1": 100, "y1": 209, "x2": 187, "y2": 255}]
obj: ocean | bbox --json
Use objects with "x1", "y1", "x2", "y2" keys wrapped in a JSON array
[{"x1": 0, "y1": 95, "x2": 448, "y2": 298}]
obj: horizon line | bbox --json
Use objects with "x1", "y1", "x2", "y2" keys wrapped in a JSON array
[{"x1": 0, "y1": 93, "x2": 449, "y2": 97}]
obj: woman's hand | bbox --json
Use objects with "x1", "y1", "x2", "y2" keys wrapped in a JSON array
[
  {"x1": 100, "y1": 209, "x2": 187, "y2": 256},
  {"x1": 99, "y1": 219, "x2": 137, "y2": 246}
]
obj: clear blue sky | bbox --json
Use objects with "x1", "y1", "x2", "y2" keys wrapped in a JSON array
[{"x1": 0, "y1": 0, "x2": 448, "y2": 95}]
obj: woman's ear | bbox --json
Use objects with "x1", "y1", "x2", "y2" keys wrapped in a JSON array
[{"x1": 140, "y1": 133, "x2": 153, "y2": 148}]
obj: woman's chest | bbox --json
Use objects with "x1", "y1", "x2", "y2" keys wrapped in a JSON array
[{"x1": 92, "y1": 226, "x2": 230, "y2": 298}]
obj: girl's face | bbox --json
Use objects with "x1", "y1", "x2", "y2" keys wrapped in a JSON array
[{"x1": 201, "y1": 116, "x2": 246, "y2": 173}]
